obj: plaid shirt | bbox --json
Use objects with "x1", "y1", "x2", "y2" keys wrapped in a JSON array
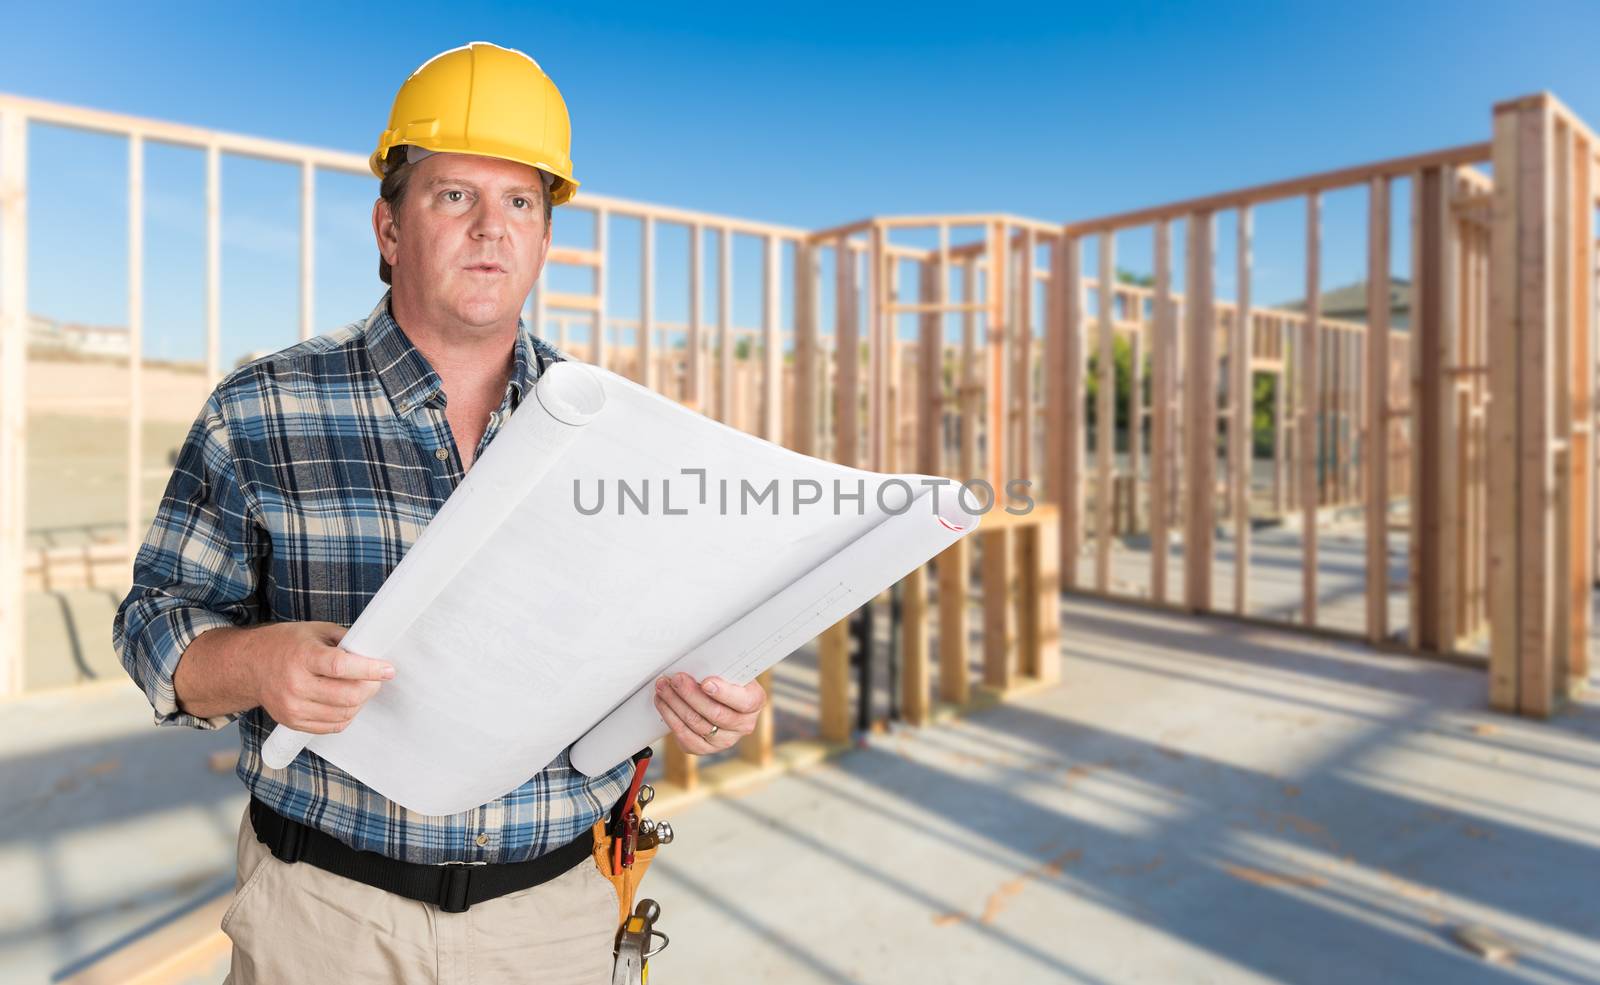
[{"x1": 113, "y1": 292, "x2": 634, "y2": 864}]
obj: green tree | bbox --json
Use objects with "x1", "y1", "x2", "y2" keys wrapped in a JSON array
[
  {"x1": 1085, "y1": 333, "x2": 1137, "y2": 451},
  {"x1": 1253, "y1": 372, "x2": 1277, "y2": 458}
]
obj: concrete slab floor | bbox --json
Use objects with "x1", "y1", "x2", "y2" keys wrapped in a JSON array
[
  {"x1": 645, "y1": 597, "x2": 1600, "y2": 984},
  {"x1": 4, "y1": 594, "x2": 1599, "y2": 983},
  {"x1": 0, "y1": 680, "x2": 243, "y2": 984}
]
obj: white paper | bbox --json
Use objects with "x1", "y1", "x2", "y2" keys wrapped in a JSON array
[{"x1": 261, "y1": 362, "x2": 980, "y2": 816}]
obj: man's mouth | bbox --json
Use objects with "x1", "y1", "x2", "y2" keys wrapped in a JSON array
[{"x1": 466, "y1": 263, "x2": 506, "y2": 274}]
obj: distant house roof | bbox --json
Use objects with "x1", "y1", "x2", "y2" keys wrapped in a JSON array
[
  {"x1": 1278, "y1": 278, "x2": 1412, "y2": 330},
  {"x1": 26, "y1": 315, "x2": 132, "y2": 358},
  {"x1": 59, "y1": 322, "x2": 129, "y2": 337}
]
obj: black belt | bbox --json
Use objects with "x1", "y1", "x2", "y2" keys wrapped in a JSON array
[{"x1": 248, "y1": 796, "x2": 594, "y2": 914}]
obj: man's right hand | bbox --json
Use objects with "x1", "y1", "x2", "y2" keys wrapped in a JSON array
[{"x1": 247, "y1": 622, "x2": 395, "y2": 734}]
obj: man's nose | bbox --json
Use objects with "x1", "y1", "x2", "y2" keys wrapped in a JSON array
[{"x1": 469, "y1": 201, "x2": 506, "y2": 239}]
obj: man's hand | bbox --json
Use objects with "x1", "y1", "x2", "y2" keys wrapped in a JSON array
[
  {"x1": 652, "y1": 672, "x2": 767, "y2": 755},
  {"x1": 247, "y1": 622, "x2": 395, "y2": 734}
]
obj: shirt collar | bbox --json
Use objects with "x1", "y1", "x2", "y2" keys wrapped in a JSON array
[{"x1": 362, "y1": 291, "x2": 555, "y2": 416}]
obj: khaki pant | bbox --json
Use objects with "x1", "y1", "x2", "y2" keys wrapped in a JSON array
[{"x1": 221, "y1": 806, "x2": 620, "y2": 984}]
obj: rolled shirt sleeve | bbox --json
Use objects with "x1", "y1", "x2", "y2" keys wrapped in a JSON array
[{"x1": 113, "y1": 391, "x2": 266, "y2": 729}]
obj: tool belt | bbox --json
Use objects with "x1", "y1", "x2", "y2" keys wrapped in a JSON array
[
  {"x1": 595, "y1": 749, "x2": 670, "y2": 983},
  {"x1": 591, "y1": 747, "x2": 662, "y2": 924}
]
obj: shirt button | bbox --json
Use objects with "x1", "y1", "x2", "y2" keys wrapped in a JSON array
[
  {"x1": 475, "y1": 833, "x2": 489, "y2": 847},
  {"x1": 435, "y1": 447, "x2": 450, "y2": 461}
]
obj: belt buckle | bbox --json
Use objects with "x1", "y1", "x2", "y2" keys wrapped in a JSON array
[{"x1": 438, "y1": 859, "x2": 487, "y2": 913}]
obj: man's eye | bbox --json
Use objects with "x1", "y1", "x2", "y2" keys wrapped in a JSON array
[
  {"x1": 511, "y1": 197, "x2": 529, "y2": 210},
  {"x1": 443, "y1": 190, "x2": 465, "y2": 203}
]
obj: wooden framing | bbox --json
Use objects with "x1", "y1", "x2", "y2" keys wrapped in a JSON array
[
  {"x1": 977, "y1": 508, "x2": 1059, "y2": 693},
  {"x1": 1410, "y1": 166, "x2": 1462, "y2": 652},
  {"x1": 835, "y1": 236, "x2": 860, "y2": 466},
  {"x1": 1488, "y1": 93, "x2": 1598, "y2": 716},
  {"x1": 1274, "y1": 325, "x2": 1288, "y2": 516},
  {"x1": 1556, "y1": 124, "x2": 1594, "y2": 689},
  {"x1": 739, "y1": 668, "x2": 776, "y2": 769},
  {"x1": 868, "y1": 224, "x2": 886, "y2": 471},
  {"x1": 299, "y1": 161, "x2": 314, "y2": 342},
  {"x1": 127, "y1": 136, "x2": 145, "y2": 573},
  {"x1": 1150, "y1": 222, "x2": 1173, "y2": 603},
  {"x1": 639, "y1": 215, "x2": 655, "y2": 390},
  {"x1": 988, "y1": 220, "x2": 1009, "y2": 490},
  {"x1": 688, "y1": 223, "x2": 703, "y2": 409},
  {"x1": 1184, "y1": 212, "x2": 1217, "y2": 612},
  {"x1": 1064, "y1": 142, "x2": 1493, "y2": 236},
  {"x1": 818, "y1": 618, "x2": 852, "y2": 743},
  {"x1": 1018, "y1": 510, "x2": 1062, "y2": 684},
  {"x1": 1489, "y1": 98, "x2": 1547, "y2": 713},
  {"x1": 1, "y1": 88, "x2": 1592, "y2": 717},
  {"x1": 1016, "y1": 229, "x2": 1036, "y2": 485},
  {"x1": 937, "y1": 534, "x2": 971, "y2": 705},
  {"x1": 916, "y1": 245, "x2": 942, "y2": 475},
  {"x1": 0, "y1": 108, "x2": 26, "y2": 696},
  {"x1": 981, "y1": 524, "x2": 1016, "y2": 690},
  {"x1": 717, "y1": 227, "x2": 733, "y2": 423},
  {"x1": 900, "y1": 563, "x2": 930, "y2": 725},
  {"x1": 1569, "y1": 123, "x2": 1595, "y2": 685},
  {"x1": 1042, "y1": 237, "x2": 1063, "y2": 527},
  {"x1": 1232, "y1": 208, "x2": 1253, "y2": 614},
  {"x1": 1365, "y1": 176, "x2": 1392, "y2": 645},
  {"x1": 793, "y1": 242, "x2": 818, "y2": 456},
  {"x1": 205, "y1": 143, "x2": 220, "y2": 382},
  {"x1": 1095, "y1": 234, "x2": 1115, "y2": 591},
  {"x1": 1060, "y1": 236, "x2": 1085, "y2": 588},
  {"x1": 594, "y1": 207, "x2": 609, "y2": 370},
  {"x1": 1301, "y1": 193, "x2": 1321, "y2": 625},
  {"x1": 1128, "y1": 329, "x2": 1143, "y2": 508},
  {"x1": 960, "y1": 260, "x2": 980, "y2": 482},
  {"x1": 762, "y1": 234, "x2": 781, "y2": 443}
]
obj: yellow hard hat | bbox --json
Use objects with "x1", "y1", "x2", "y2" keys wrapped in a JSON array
[{"x1": 370, "y1": 41, "x2": 578, "y2": 205}]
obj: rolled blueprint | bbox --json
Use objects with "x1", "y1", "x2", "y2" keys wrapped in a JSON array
[
  {"x1": 259, "y1": 363, "x2": 607, "y2": 772},
  {"x1": 262, "y1": 361, "x2": 983, "y2": 815},
  {"x1": 569, "y1": 487, "x2": 975, "y2": 775}
]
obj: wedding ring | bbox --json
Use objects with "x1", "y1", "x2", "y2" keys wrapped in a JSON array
[{"x1": 706, "y1": 724, "x2": 720, "y2": 738}]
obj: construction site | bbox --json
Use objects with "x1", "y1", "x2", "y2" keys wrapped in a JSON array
[{"x1": 2, "y1": 71, "x2": 1599, "y2": 984}]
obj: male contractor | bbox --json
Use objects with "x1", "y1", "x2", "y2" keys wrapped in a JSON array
[{"x1": 113, "y1": 41, "x2": 767, "y2": 984}]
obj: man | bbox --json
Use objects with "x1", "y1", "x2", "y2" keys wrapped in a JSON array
[{"x1": 113, "y1": 41, "x2": 766, "y2": 984}]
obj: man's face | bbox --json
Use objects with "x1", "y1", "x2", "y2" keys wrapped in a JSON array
[{"x1": 375, "y1": 152, "x2": 551, "y2": 331}]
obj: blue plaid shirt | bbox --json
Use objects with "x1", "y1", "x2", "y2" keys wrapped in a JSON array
[{"x1": 113, "y1": 293, "x2": 634, "y2": 864}]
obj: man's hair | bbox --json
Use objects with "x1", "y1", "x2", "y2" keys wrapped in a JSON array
[{"x1": 376, "y1": 148, "x2": 554, "y2": 285}]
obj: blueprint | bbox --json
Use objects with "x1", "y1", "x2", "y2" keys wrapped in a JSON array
[{"x1": 261, "y1": 361, "x2": 979, "y2": 816}]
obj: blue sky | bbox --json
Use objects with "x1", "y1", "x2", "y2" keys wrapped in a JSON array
[{"x1": 2, "y1": 1, "x2": 1597, "y2": 364}]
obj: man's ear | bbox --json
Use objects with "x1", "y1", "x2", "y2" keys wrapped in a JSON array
[{"x1": 372, "y1": 198, "x2": 400, "y2": 267}]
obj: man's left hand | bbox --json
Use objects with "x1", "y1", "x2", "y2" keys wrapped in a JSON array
[{"x1": 652, "y1": 673, "x2": 767, "y2": 755}]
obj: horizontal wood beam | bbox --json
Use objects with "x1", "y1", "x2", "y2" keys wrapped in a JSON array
[{"x1": 1064, "y1": 142, "x2": 1491, "y2": 236}]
